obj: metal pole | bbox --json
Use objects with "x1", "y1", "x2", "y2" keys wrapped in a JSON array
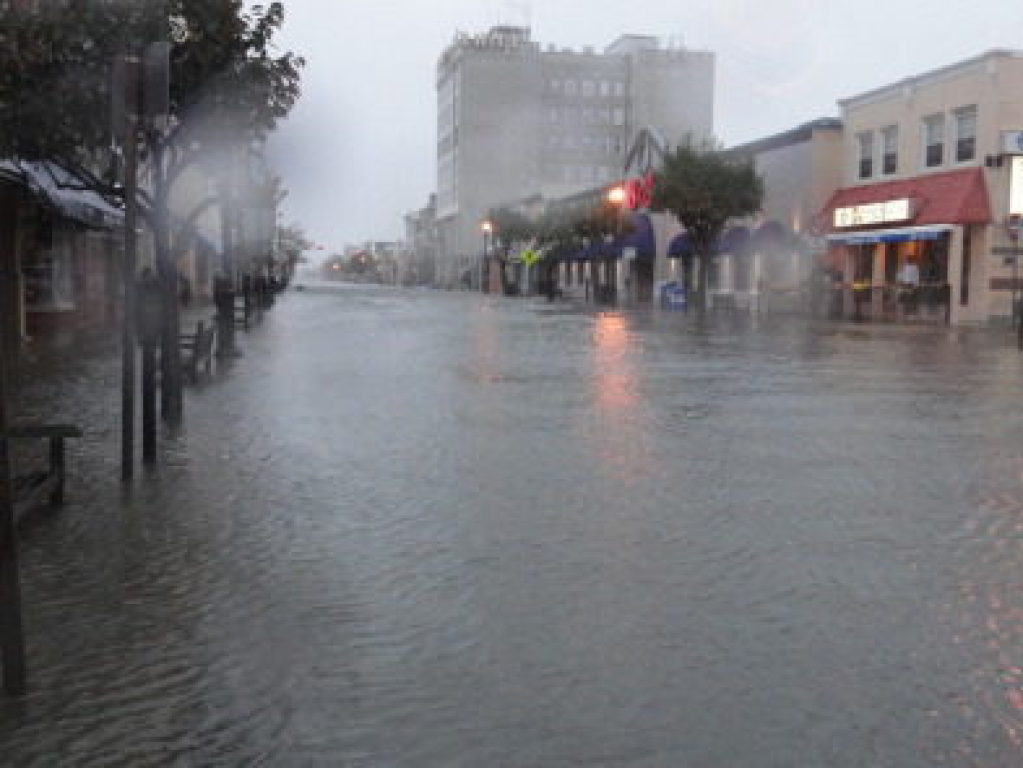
[
  {"x1": 0, "y1": 315, "x2": 26, "y2": 695},
  {"x1": 121, "y1": 88, "x2": 138, "y2": 483},
  {"x1": 141, "y1": 337, "x2": 157, "y2": 465}
]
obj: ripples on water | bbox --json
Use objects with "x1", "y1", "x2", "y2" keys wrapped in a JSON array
[{"x1": 2, "y1": 284, "x2": 1023, "y2": 765}]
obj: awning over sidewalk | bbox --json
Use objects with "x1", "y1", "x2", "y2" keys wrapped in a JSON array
[
  {"x1": 668, "y1": 231, "x2": 695, "y2": 258},
  {"x1": 821, "y1": 167, "x2": 991, "y2": 231},
  {"x1": 0, "y1": 159, "x2": 123, "y2": 230},
  {"x1": 826, "y1": 224, "x2": 954, "y2": 245},
  {"x1": 611, "y1": 212, "x2": 655, "y2": 258}
]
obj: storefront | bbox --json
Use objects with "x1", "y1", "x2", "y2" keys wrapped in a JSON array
[
  {"x1": 0, "y1": 161, "x2": 124, "y2": 345},
  {"x1": 821, "y1": 168, "x2": 991, "y2": 325}
]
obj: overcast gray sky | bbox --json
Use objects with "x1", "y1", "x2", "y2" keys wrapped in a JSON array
[{"x1": 265, "y1": 0, "x2": 1023, "y2": 253}]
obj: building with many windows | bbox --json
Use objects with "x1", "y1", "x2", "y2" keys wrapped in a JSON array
[
  {"x1": 821, "y1": 50, "x2": 1023, "y2": 325},
  {"x1": 434, "y1": 26, "x2": 714, "y2": 287}
]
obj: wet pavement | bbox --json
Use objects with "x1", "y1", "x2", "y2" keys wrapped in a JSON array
[{"x1": 3, "y1": 283, "x2": 1023, "y2": 766}]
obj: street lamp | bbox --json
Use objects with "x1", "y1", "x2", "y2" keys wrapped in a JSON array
[
  {"x1": 601, "y1": 186, "x2": 628, "y2": 304},
  {"x1": 606, "y1": 185, "x2": 627, "y2": 206},
  {"x1": 481, "y1": 219, "x2": 493, "y2": 293}
]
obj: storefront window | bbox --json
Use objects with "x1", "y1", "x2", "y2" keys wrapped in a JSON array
[
  {"x1": 853, "y1": 245, "x2": 873, "y2": 283},
  {"x1": 921, "y1": 234, "x2": 949, "y2": 284},
  {"x1": 22, "y1": 239, "x2": 76, "y2": 310}
]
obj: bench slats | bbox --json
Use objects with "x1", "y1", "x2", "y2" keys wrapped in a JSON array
[{"x1": 4, "y1": 424, "x2": 82, "y2": 439}]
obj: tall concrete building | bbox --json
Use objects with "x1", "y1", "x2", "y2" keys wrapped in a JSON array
[{"x1": 434, "y1": 26, "x2": 714, "y2": 286}]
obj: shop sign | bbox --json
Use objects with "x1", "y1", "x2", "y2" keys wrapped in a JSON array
[
  {"x1": 623, "y1": 173, "x2": 655, "y2": 210},
  {"x1": 1001, "y1": 130, "x2": 1023, "y2": 155},
  {"x1": 833, "y1": 198, "x2": 913, "y2": 228},
  {"x1": 1010, "y1": 156, "x2": 1023, "y2": 216}
]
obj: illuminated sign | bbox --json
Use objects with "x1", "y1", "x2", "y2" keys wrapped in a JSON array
[
  {"x1": 1010, "y1": 156, "x2": 1023, "y2": 216},
  {"x1": 833, "y1": 198, "x2": 913, "y2": 228},
  {"x1": 623, "y1": 173, "x2": 656, "y2": 210}
]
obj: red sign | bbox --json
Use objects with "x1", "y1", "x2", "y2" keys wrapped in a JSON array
[{"x1": 623, "y1": 173, "x2": 656, "y2": 210}]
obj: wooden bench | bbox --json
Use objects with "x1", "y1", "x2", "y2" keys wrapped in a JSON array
[
  {"x1": 3, "y1": 424, "x2": 82, "y2": 522},
  {"x1": 179, "y1": 320, "x2": 217, "y2": 383}
]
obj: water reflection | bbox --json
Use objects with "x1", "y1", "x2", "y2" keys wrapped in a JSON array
[
  {"x1": 592, "y1": 312, "x2": 637, "y2": 411},
  {"x1": 4, "y1": 288, "x2": 1023, "y2": 765}
]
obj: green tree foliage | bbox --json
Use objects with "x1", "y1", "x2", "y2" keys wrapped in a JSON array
[
  {"x1": 0, "y1": 1, "x2": 303, "y2": 193},
  {"x1": 651, "y1": 138, "x2": 763, "y2": 308},
  {"x1": 276, "y1": 221, "x2": 312, "y2": 268},
  {"x1": 486, "y1": 206, "x2": 533, "y2": 254}
]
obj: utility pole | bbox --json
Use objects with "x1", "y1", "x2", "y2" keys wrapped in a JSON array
[
  {"x1": 0, "y1": 312, "x2": 26, "y2": 695},
  {"x1": 114, "y1": 38, "x2": 170, "y2": 478},
  {"x1": 113, "y1": 54, "x2": 141, "y2": 482}
]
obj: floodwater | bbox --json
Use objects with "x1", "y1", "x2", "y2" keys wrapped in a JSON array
[{"x1": 3, "y1": 284, "x2": 1023, "y2": 766}]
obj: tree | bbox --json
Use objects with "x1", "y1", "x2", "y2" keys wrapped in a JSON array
[
  {"x1": 486, "y1": 206, "x2": 533, "y2": 295},
  {"x1": 0, "y1": 1, "x2": 303, "y2": 213},
  {"x1": 651, "y1": 138, "x2": 763, "y2": 311},
  {"x1": 276, "y1": 221, "x2": 312, "y2": 276},
  {"x1": 0, "y1": 1, "x2": 304, "y2": 427}
]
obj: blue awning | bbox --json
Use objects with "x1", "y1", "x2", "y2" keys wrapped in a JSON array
[
  {"x1": 826, "y1": 224, "x2": 953, "y2": 246},
  {"x1": 668, "y1": 231, "x2": 695, "y2": 258},
  {"x1": 750, "y1": 220, "x2": 791, "y2": 253},
  {"x1": 715, "y1": 226, "x2": 752, "y2": 256},
  {"x1": 612, "y1": 212, "x2": 655, "y2": 258}
]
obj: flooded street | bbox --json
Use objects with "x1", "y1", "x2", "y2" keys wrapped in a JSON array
[{"x1": 3, "y1": 285, "x2": 1023, "y2": 766}]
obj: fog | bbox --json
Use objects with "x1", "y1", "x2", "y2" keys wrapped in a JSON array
[{"x1": 266, "y1": 0, "x2": 1023, "y2": 251}]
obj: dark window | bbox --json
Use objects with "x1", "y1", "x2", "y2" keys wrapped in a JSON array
[
  {"x1": 954, "y1": 107, "x2": 977, "y2": 162},
  {"x1": 924, "y1": 115, "x2": 945, "y2": 168},
  {"x1": 854, "y1": 246, "x2": 873, "y2": 283},
  {"x1": 956, "y1": 137, "x2": 975, "y2": 163},
  {"x1": 857, "y1": 132, "x2": 873, "y2": 179},
  {"x1": 884, "y1": 243, "x2": 899, "y2": 284},
  {"x1": 881, "y1": 126, "x2": 898, "y2": 174}
]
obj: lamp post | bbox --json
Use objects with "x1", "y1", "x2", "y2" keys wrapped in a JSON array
[
  {"x1": 603, "y1": 185, "x2": 628, "y2": 304},
  {"x1": 481, "y1": 219, "x2": 493, "y2": 293}
]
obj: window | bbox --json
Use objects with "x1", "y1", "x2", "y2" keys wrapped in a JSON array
[
  {"x1": 599, "y1": 81, "x2": 610, "y2": 98},
  {"x1": 564, "y1": 79, "x2": 577, "y2": 96},
  {"x1": 582, "y1": 80, "x2": 594, "y2": 97},
  {"x1": 954, "y1": 106, "x2": 977, "y2": 162},
  {"x1": 923, "y1": 114, "x2": 944, "y2": 167},
  {"x1": 857, "y1": 131, "x2": 874, "y2": 179},
  {"x1": 548, "y1": 106, "x2": 559, "y2": 123},
  {"x1": 549, "y1": 78, "x2": 561, "y2": 92},
  {"x1": 612, "y1": 107, "x2": 625, "y2": 126},
  {"x1": 613, "y1": 82, "x2": 625, "y2": 97},
  {"x1": 881, "y1": 125, "x2": 898, "y2": 175}
]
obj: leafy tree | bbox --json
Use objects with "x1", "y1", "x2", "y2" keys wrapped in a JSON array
[
  {"x1": 0, "y1": 1, "x2": 303, "y2": 425},
  {"x1": 486, "y1": 206, "x2": 533, "y2": 294},
  {"x1": 651, "y1": 138, "x2": 763, "y2": 310},
  {"x1": 0, "y1": 1, "x2": 303, "y2": 214},
  {"x1": 276, "y1": 221, "x2": 312, "y2": 273}
]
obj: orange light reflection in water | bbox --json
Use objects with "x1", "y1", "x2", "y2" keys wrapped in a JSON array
[{"x1": 592, "y1": 313, "x2": 637, "y2": 410}]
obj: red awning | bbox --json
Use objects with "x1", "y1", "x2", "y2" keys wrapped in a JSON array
[{"x1": 821, "y1": 168, "x2": 991, "y2": 232}]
